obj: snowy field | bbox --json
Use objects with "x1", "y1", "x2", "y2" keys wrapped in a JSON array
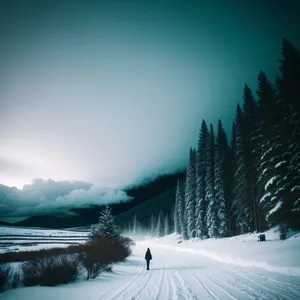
[
  {"x1": 0, "y1": 226, "x2": 90, "y2": 253},
  {"x1": 1, "y1": 226, "x2": 300, "y2": 299}
]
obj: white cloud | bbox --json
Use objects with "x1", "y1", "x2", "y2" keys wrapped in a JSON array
[{"x1": 0, "y1": 178, "x2": 132, "y2": 218}]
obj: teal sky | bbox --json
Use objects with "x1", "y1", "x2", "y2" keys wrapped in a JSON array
[{"x1": 0, "y1": 0, "x2": 300, "y2": 191}]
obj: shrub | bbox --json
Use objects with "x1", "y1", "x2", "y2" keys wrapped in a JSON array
[
  {"x1": 77, "y1": 252, "x2": 107, "y2": 279},
  {"x1": 0, "y1": 236, "x2": 134, "y2": 264},
  {"x1": 22, "y1": 255, "x2": 78, "y2": 286},
  {"x1": 0, "y1": 264, "x2": 12, "y2": 291},
  {"x1": 77, "y1": 236, "x2": 133, "y2": 280},
  {"x1": 0, "y1": 236, "x2": 133, "y2": 287},
  {"x1": 0, "y1": 247, "x2": 70, "y2": 264}
]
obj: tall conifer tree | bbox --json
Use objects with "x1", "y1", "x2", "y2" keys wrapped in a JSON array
[
  {"x1": 185, "y1": 148, "x2": 197, "y2": 238},
  {"x1": 206, "y1": 124, "x2": 219, "y2": 238},
  {"x1": 215, "y1": 120, "x2": 229, "y2": 237},
  {"x1": 195, "y1": 120, "x2": 209, "y2": 238}
]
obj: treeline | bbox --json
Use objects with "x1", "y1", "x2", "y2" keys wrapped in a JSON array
[
  {"x1": 125, "y1": 212, "x2": 174, "y2": 237},
  {"x1": 173, "y1": 38, "x2": 300, "y2": 240}
]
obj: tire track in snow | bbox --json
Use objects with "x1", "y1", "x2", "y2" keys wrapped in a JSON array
[
  {"x1": 91, "y1": 263, "x2": 145, "y2": 300},
  {"x1": 225, "y1": 267, "x2": 295, "y2": 300},
  {"x1": 267, "y1": 278, "x2": 300, "y2": 296},
  {"x1": 134, "y1": 264, "x2": 165, "y2": 300},
  {"x1": 218, "y1": 268, "x2": 284, "y2": 299},
  {"x1": 170, "y1": 270, "x2": 198, "y2": 300},
  {"x1": 167, "y1": 251, "x2": 220, "y2": 299},
  {"x1": 195, "y1": 272, "x2": 239, "y2": 300},
  {"x1": 202, "y1": 270, "x2": 256, "y2": 300},
  {"x1": 166, "y1": 262, "x2": 178, "y2": 299},
  {"x1": 237, "y1": 270, "x2": 300, "y2": 298},
  {"x1": 189, "y1": 272, "x2": 221, "y2": 300},
  {"x1": 166, "y1": 250, "x2": 279, "y2": 300},
  {"x1": 155, "y1": 263, "x2": 171, "y2": 300},
  {"x1": 229, "y1": 276, "x2": 274, "y2": 300},
  {"x1": 109, "y1": 269, "x2": 153, "y2": 300},
  {"x1": 151, "y1": 264, "x2": 166, "y2": 300}
]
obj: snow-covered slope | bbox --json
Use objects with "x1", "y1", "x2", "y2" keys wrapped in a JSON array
[{"x1": 142, "y1": 227, "x2": 300, "y2": 276}]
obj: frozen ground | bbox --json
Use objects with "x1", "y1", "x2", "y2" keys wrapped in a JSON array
[
  {"x1": 0, "y1": 226, "x2": 89, "y2": 253},
  {"x1": 0, "y1": 226, "x2": 89, "y2": 236},
  {"x1": 1, "y1": 226, "x2": 300, "y2": 299}
]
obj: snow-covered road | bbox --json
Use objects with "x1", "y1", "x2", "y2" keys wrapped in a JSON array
[
  {"x1": 3, "y1": 241, "x2": 300, "y2": 300},
  {"x1": 101, "y1": 242, "x2": 300, "y2": 300}
]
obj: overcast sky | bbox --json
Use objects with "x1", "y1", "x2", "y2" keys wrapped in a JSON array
[{"x1": 0, "y1": 0, "x2": 300, "y2": 220}]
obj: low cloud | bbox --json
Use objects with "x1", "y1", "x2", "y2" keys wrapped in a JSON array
[{"x1": 0, "y1": 178, "x2": 132, "y2": 218}]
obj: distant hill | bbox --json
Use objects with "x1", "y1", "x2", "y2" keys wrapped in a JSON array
[
  {"x1": 0, "y1": 220, "x2": 11, "y2": 226},
  {"x1": 14, "y1": 215, "x2": 89, "y2": 229},
  {"x1": 72, "y1": 170, "x2": 185, "y2": 224},
  {"x1": 115, "y1": 186, "x2": 176, "y2": 229},
  {"x1": 9, "y1": 170, "x2": 185, "y2": 229}
]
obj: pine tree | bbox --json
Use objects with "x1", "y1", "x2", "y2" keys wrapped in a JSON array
[
  {"x1": 132, "y1": 213, "x2": 137, "y2": 235},
  {"x1": 164, "y1": 213, "x2": 170, "y2": 236},
  {"x1": 169, "y1": 204, "x2": 175, "y2": 234},
  {"x1": 185, "y1": 148, "x2": 197, "y2": 238},
  {"x1": 176, "y1": 177, "x2": 186, "y2": 237},
  {"x1": 206, "y1": 124, "x2": 219, "y2": 238},
  {"x1": 150, "y1": 214, "x2": 156, "y2": 237},
  {"x1": 195, "y1": 120, "x2": 209, "y2": 239},
  {"x1": 230, "y1": 122, "x2": 237, "y2": 235},
  {"x1": 256, "y1": 71, "x2": 279, "y2": 232},
  {"x1": 243, "y1": 84, "x2": 260, "y2": 232},
  {"x1": 217, "y1": 119, "x2": 233, "y2": 236},
  {"x1": 215, "y1": 120, "x2": 229, "y2": 237},
  {"x1": 90, "y1": 205, "x2": 119, "y2": 239},
  {"x1": 277, "y1": 38, "x2": 300, "y2": 116},
  {"x1": 156, "y1": 211, "x2": 164, "y2": 237},
  {"x1": 233, "y1": 105, "x2": 250, "y2": 234},
  {"x1": 174, "y1": 178, "x2": 182, "y2": 234},
  {"x1": 181, "y1": 174, "x2": 189, "y2": 240},
  {"x1": 181, "y1": 175, "x2": 188, "y2": 239},
  {"x1": 274, "y1": 39, "x2": 300, "y2": 233}
]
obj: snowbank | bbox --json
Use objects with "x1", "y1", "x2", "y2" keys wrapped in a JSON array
[{"x1": 139, "y1": 227, "x2": 300, "y2": 276}]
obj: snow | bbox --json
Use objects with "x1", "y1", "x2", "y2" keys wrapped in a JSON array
[
  {"x1": 267, "y1": 201, "x2": 283, "y2": 217},
  {"x1": 259, "y1": 192, "x2": 270, "y2": 203},
  {"x1": 265, "y1": 175, "x2": 280, "y2": 191},
  {"x1": 261, "y1": 147, "x2": 273, "y2": 161},
  {"x1": 291, "y1": 185, "x2": 300, "y2": 193},
  {"x1": 0, "y1": 226, "x2": 90, "y2": 253},
  {"x1": 144, "y1": 227, "x2": 300, "y2": 277},
  {"x1": 0, "y1": 226, "x2": 89, "y2": 236},
  {"x1": 275, "y1": 161, "x2": 287, "y2": 168},
  {"x1": 1, "y1": 226, "x2": 300, "y2": 299},
  {"x1": 275, "y1": 187, "x2": 285, "y2": 195}
]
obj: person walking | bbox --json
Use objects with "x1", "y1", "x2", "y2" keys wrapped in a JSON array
[{"x1": 145, "y1": 248, "x2": 152, "y2": 270}]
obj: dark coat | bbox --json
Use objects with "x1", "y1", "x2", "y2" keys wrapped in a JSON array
[{"x1": 145, "y1": 250, "x2": 152, "y2": 261}]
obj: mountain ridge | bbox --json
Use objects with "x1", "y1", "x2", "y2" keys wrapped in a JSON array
[{"x1": 3, "y1": 170, "x2": 184, "y2": 228}]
